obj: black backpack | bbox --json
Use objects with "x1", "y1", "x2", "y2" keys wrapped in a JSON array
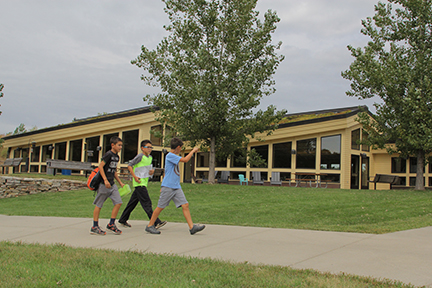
[{"x1": 87, "y1": 168, "x2": 102, "y2": 191}]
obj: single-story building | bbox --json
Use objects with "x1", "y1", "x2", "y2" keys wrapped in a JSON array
[{"x1": 2, "y1": 105, "x2": 430, "y2": 190}]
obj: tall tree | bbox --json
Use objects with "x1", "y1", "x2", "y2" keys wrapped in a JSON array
[
  {"x1": 342, "y1": 0, "x2": 432, "y2": 190},
  {"x1": 133, "y1": 0, "x2": 286, "y2": 183}
]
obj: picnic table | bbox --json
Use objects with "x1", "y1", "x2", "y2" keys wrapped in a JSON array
[{"x1": 293, "y1": 172, "x2": 329, "y2": 188}]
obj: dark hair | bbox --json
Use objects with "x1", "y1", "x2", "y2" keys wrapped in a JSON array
[
  {"x1": 141, "y1": 139, "x2": 152, "y2": 147},
  {"x1": 170, "y1": 137, "x2": 183, "y2": 149},
  {"x1": 110, "y1": 136, "x2": 122, "y2": 145}
]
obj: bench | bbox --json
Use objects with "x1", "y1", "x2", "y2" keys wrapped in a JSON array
[
  {"x1": 369, "y1": 174, "x2": 400, "y2": 190},
  {"x1": 0, "y1": 158, "x2": 23, "y2": 173},
  {"x1": 46, "y1": 159, "x2": 94, "y2": 177}
]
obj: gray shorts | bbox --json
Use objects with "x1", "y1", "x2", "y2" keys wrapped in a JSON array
[
  {"x1": 93, "y1": 184, "x2": 123, "y2": 208},
  {"x1": 157, "y1": 186, "x2": 188, "y2": 208}
]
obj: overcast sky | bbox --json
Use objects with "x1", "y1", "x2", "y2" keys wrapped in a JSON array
[{"x1": 0, "y1": 0, "x2": 382, "y2": 134}]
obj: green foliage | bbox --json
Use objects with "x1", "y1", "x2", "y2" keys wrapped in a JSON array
[
  {"x1": 247, "y1": 147, "x2": 267, "y2": 167},
  {"x1": 12, "y1": 123, "x2": 27, "y2": 135},
  {"x1": 7, "y1": 123, "x2": 38, "y2": 136},
  {"x1": 342, "y1": 0, "x2": 432, "y2": 190},
  {"x1": 132, "y1": 0, "x2": 286, "y2": 182}
]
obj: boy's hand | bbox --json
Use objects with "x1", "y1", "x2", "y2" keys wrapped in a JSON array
[
  {"x1": 149, "y1": 169, "x2": 154, "y2": 176},
  {"x1": 119, "y1": 182, "x2": 124, "y2": 188},
  {"x1": 104, "y1": 179, "x2": 111, "y2": 188},
  {"x1": 134, "y1": 176, "x2": 141, "y2": 183},
  {"x1": 192, "y1": 147, "x2": 199, "y2": 153}
]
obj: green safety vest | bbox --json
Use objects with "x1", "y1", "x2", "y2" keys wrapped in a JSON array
[{"x1": 132, "y1": 154, "x2": 152, "y2": 187}]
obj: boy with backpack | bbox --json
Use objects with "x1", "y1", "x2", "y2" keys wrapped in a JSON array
[
  {"x1": 90, "y1": 136, "x2": 124, "y2": 235},
  {"x1": 118, "y1": 139, "x2": 166, "y2": 229}
]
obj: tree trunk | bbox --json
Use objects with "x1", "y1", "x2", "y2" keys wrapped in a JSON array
[
  {"x1": 415, "y1": 150, "x2": 425, "y2": 191},
  {"x1": 208, "y1": 137, "x2": 216, "y2": 184}
]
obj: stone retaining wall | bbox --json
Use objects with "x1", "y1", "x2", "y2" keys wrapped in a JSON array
[{"x1": 0, "y1": 176, "x2": 87, "y2": 198}]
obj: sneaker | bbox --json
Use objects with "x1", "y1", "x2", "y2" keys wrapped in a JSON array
[
  {"x1": 155, "y1": 221, "x2": 167, "y2": 229},
  {"x1": 90, "y1": 226, "x2": 106, "y2": 235},
  {"x1": 106, "y1": 223, "x2": 122, "y2": 235},
  {"x1": 145, "y1": 225, "x2": 161, "y2": 234},
  {"x1": 119, "y1": 221, "x2": 131, "y2": 228},
  {"x1": 190, "y1": 224, "x2": 205, "y2": 235}
]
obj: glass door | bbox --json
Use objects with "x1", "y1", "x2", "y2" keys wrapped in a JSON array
[
  {"x1": 361, "y1": 157, "x2": 370, "y2": 190},
  {"x1": 351, "y1": 155, "x2": 360, "y2": 189}
]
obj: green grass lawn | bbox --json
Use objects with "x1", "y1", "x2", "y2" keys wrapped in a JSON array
[
  {"x1": 0, "y1": 241, "x2": 414, "y2": 288},
  {"x1": 1, "y1": 175, "x2": 432, "y2": 234},
  {"x1": 1, "y1": 174, "x2": 429, "y2": 287}
]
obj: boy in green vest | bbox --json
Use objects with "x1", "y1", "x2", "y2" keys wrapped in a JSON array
[{"x1": 118, "y1": 140, "x2": 166, "y2": 229}]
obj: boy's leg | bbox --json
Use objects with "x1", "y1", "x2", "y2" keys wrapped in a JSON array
[
  {"x1": 91, "y1": 185, "x2": 112, "y2": 235},
  {"x1": 138, "y1": 186, "x2": 163, "y2": 225},
  {"x1": 174, "y1": 190, "x2": 205, "y2": 235},
  {"x1": 106, "y1": 185, "x2": 123, "y2": 235},
  {"x1": 93, "y1": 206, "x2": 101, "y2": 222},
  {"x1": 106, "y1": 203, "x2": 122, "y2": 235},
  {"x1": 91, "y1": 206, "x2": 106, "y2": 235},
  {"x1": 181, "y1": 203, "x2": 194, "y2": 229},
  {"x1": 147, "y1": 207, "x2": 164, "y2": 227},
  {"x1": 111, "y1": 203, "x2": 122, "y2": 219},
  {"x1": 119, "y1": 188, "x2": 139, "y2": 224},
  {"x1": 145, "y1": 207, "x2": 164, "y2": 234}
]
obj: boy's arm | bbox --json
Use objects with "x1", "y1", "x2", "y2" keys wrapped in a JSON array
[
  {"x1": 98, "y1": 161, "x2": 111, "y2": 188},
  {"x1": 179, "y1": 147, "x2": 199, "y2": 163},
  {"x1": 128, "y1": 165, "x2": 140, "y2": 183},
  {"x1": 127, "y1": 154, "x2": 143, "y2": 183},
  {"x1": 114, "y1": 170, "x2": 124, "y2": 188}
]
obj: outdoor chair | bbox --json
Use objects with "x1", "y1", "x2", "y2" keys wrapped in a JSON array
[
  {"x1": 270, "y1": 172, "x2": 282, "y2": 186},
  {"x1": 238, "y1": 174, "x2": 248, "y2": 185},
  {"x1": 217, "y1": 171, "x2": 230, "y2": 184},
  {"x1": 202, "y1": 170, "x2": 219, "y2": 183},
  {"x1": 252, "y1": 171, "x2": 264, "y2": 185}
]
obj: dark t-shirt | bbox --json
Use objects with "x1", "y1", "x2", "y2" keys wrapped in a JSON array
[{"x1": 101, "y1": 150, "x2": 119, "y2": 185}]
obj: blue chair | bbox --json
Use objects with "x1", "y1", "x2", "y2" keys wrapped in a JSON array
[{"x1": 238, "y1": 174, "x2": 248, "y2": 185}]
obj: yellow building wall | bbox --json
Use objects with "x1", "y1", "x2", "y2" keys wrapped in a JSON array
[
  {"x1": 2, "y1": 112, "x2": 163, "y2": 174},
  {"x1": 6, "y1": 109, "x2": 415, "y2": 190}
]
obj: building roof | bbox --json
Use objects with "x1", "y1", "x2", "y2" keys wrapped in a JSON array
[
  {"x1": 2, "y1": 105, "x2": 369, "y2": 140},
  {"x1": 2, "y1": 106, "x2": 157, "y2": 140}
]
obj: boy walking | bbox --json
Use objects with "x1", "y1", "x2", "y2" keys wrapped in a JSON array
[
  {"x1": 118, "y1": 140, "x2": 167, "y2": 229},
  {"x1": 145, "y1": 137, "x2": 205, "y2": 235},
  {"x1": 90, "y1": 136, "x2": 124, "y2": 235}
]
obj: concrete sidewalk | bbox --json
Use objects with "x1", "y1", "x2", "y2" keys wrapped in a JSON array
[{"x1": 1, "y1": 214, "x2": 431, "y2": 287}]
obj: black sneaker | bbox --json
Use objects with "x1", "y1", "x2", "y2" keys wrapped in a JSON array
[
  {"x1": 155, "y1": 221, "x2": 167, "y2": 229},
  {"x1": 145, "y1": 225, "x2": 161, "y2": 234},
  {"x1": 106, "y1": 223, "x2": 122, "y2": 235},
  {"x1": 190, "y1": 224, "x2": 205, "y2": 235},
  {"x1": 90, "y1": 226, "x2": 106, "y2": 235},
  {"x1": 119, "y1": 221, "x2": 131, "y2": 228}
]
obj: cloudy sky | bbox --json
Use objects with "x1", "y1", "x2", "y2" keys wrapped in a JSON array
[{"x1": 0, "y1": 0, "x2": 382, "y2": 134}]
